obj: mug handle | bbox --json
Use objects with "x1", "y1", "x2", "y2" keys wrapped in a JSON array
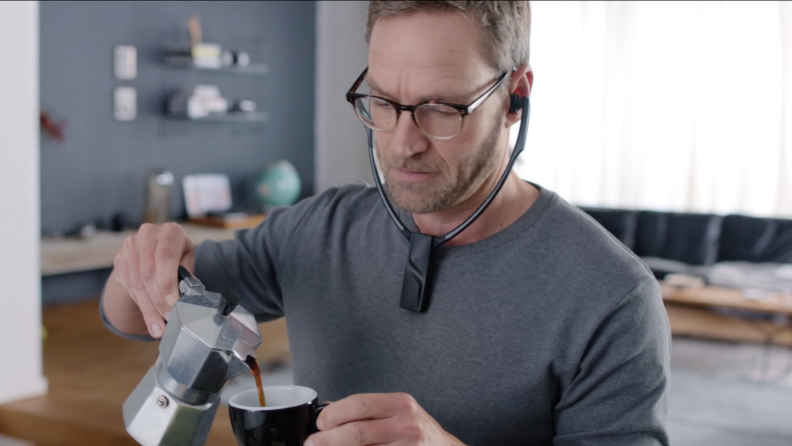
[{"x1": 311, "y1": 402, "x2": 331, "y2": 434}]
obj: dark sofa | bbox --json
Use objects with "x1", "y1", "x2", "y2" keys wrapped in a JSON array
[{"x1": 579, "y1": 207, "x2": 792, "y2": 290}]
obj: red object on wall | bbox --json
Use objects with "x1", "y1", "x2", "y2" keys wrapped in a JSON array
[{"x1": 40, "y1": 111, "x2": 67, "y2": 143}]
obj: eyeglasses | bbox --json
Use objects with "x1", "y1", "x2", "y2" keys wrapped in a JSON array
[{"x1": 346, "y1": 68, "x2": 510, "y2": 140}]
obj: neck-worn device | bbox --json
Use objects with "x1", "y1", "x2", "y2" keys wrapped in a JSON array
[{"x1": 368, "y1": 95, "x2": 531, "y2": 313}]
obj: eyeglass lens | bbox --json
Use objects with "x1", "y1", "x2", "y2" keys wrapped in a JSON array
[{"x1": 354, "y1": 97, "x2": 463, "y2": 139}]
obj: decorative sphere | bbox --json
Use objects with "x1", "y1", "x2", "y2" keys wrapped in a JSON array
[{"x1": 255, "y1": 160, "x2": 301, "y2": 207}]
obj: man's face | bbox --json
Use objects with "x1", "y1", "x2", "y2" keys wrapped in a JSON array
[{"x1": 368, "y1": 12, "x2": 507, "y2": 214}]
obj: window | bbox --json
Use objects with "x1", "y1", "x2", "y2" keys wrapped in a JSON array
[{"x1": 516, "y1": 1, "x2": 792, "y2": 217}]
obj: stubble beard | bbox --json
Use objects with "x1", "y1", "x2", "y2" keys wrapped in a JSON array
[{"x1": 378, "y1": 115, "x2": 504, "y2": 215}]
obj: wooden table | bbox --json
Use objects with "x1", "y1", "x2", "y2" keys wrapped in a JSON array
[
  {"x1": 662, "y1": 284, "x2": 792, "y2": 347},
  {"x1": 662, "y1": 283, "x2": 792, "y2": 379},
  {"x1": 41, "y1": 223, "x2": 240, "y2": 277},
  {"x1": 0, "y1": 300, "x2": 291, "y2": 446},
  {"x1": 662, "y1": 283, "x2": 792, "y2": 316}
]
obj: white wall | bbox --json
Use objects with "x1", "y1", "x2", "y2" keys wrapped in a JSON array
[
  {"x1": 0, "y1": 1, "x2": 48, "y2": 404},
  {"x1": 315, "y1": 1, "x2": 373, "y2": 192}
]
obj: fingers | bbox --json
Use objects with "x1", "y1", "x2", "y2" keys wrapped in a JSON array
[
  {"x1": 122, "y1": 234, "x2": 165, "y2": 338},
  {"x1": 137, "y1": 224, "x2": 171, "y2": 321},
  {"x1": 113, "y1": 250, "x2": 130, "y2": 291},
  {"x1": 306, "y1": 419, "x2": 394, "y2": 446},
  {"x1": 317, "y1": 393, "x2": 415, "y2": 431},
  {"x1": 307, "y1": 393, "x2": 442, "y2": 446},
  {"x1": 113, "y1": 222, "x2": 195, "y2": 339},
  {"x1": 155, "y1": 223, "x2": 192, "y2": 312}
]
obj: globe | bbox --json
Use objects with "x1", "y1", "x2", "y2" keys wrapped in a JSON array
[{"x1": 255, "y1": 160, "x2": 301, "y2": 208}]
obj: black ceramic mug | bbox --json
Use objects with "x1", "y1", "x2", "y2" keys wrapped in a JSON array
[{"x1": 228, "y1": 385, "x2": 327, "y2": 446}]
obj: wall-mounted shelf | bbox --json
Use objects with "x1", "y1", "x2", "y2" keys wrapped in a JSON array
[
  {"x1": 164, "y1": 60, "x2": 269, "y2": 75},
  {"x1": 164, "y1": 111, "x2": 268, "y2": 122}
]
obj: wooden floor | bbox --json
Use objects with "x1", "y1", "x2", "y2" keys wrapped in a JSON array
[{"x1": 0, "y1": 299, "x2": 291, "y2": 446}]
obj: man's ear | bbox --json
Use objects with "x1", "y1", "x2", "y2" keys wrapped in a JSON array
[{"x1": 505, "y1": 64, "x2": 533, "y2": 127}]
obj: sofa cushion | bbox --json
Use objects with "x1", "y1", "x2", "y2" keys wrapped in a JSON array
[
  {"x1": 718, "y1": 215, "x2": 792, "y2": 263},
  {"x1": 634, "y1": 211, "x2": 722, "y2": 266},
  {"x1": 579, "y1": 207, "x2": 638, "y2": 250}
]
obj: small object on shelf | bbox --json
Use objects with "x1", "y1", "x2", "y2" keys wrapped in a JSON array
[
  {"x1": 166, "y1": 14, "x2": 263, "y2": 73},
  {"x1": 255, "y1": 160, "x2": 302, "y2": 208},
  {"x1": 167, "y1": 85, "x2": 229, "y2": 119},
  {"x1": 233, "y1": 50, "x2": 250, "y2": 68},
  {"x1": 164, "y1": 43, "x2": 224, "y2": 69},
  {"x1": 220, "y1": 49, "x2": 250, "y2": 68},
  {"x1": 191, "y1": 43, "x2": 223, "y2": 69},
  {"x1": 183, "y1": 173, "x2": 233, "y2": 219},
  {"x1": 179, "y1": 14, "x2": 223, "y2": 68},
  {"x1": 187, "y1": 13, "x2": 202, "y2": 47},
  {"x1": 229, "y1": 100, "x2": 257, "y2": 113},
  {"x1": 221, "y1": 49, "x2": 234, "y2": 67},
  {"x1": 188, "y1": 213, "x2": 267, "y2": 230}
]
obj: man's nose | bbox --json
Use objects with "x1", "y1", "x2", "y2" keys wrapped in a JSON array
[{"x1": 387, "y1": 110, "x2": 430, "y2": 158}]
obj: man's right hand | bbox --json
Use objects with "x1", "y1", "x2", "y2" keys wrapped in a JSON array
[{"x1": 104, "y1": 222, "x2": 195, "y2": 339}]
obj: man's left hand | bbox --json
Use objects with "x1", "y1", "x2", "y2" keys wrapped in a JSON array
[{"x1": 305, "y1": 392, "x2": 465, "y2": 446}]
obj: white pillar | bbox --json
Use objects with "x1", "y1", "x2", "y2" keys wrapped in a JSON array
[
  {"x1": 0, "y1": 0, "x2": 48, "y2": 404},
  {"x1": 314, "y1": 0, "x2": 373, "y2": 193}
]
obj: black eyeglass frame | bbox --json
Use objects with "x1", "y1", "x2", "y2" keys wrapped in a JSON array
[{"x1": 346, "y1": 68, "x2": 511, "y2": 139}]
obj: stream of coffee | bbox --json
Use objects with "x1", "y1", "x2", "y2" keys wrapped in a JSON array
[{"x1": 245, "y1": 356, "x2": 266, "y2": 407}]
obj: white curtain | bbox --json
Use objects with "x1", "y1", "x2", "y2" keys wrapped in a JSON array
[{"x1": 515, "y1": 1, "x2": 792, "y2": 217}]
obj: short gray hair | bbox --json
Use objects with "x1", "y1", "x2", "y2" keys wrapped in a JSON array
[{"x1": 366, "y1": 1, "x2": 531, "y2": 73}]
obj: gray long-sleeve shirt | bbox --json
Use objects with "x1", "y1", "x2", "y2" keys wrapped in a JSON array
[{"x1": 106, "y1": 182, "x2": 671, "y2": 445}]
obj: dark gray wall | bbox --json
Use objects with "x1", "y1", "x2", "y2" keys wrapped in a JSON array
[
  {"x1": 40, "y1": 0, "x2": 316, "y2": 235},
  {"x1": 40, "y1": 1, "x2": 315, "y2": 304}
]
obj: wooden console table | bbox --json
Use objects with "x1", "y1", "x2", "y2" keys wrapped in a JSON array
[
  {"x1": 662, "y1": 283, "x2": 792, "y2": 347},
  {"x1": 662, "y1": 283, "x2": 792, "y2": 379},
  {"x1": 41, "y1": 223, "x2": 240, "y2": 277},
  {"x1": 0, "y1": 300, "x2": 291, "y2": 446},
  {"x1": 662, "y1": 283, "x2": 792, "y2": 317}
]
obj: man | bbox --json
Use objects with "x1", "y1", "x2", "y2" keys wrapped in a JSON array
[{"x1": 102, "y1": 2, "x2": 670, "y2": 445}]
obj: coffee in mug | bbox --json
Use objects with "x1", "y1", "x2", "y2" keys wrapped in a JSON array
[{"x1": 228, "y1": 385, "x2": 327, "y2": 446}]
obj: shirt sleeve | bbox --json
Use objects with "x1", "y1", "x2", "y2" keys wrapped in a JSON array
[
  {"x1": 100, "y1": 188, "x2": 337, "y2": 341},
  {"x1": 553, "y1": 278, "x2": 671, "y2": 446},
  {"x1": 193, "y1": 195, "x2": 316, "y2": 322},
  {"x1": 99, "y1": 292, "x2": 156, "y2": 342}
]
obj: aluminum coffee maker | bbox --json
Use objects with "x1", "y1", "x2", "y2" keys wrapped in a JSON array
[{"x1": 123, "y1": 267, "x2": 262, "y2": 446}]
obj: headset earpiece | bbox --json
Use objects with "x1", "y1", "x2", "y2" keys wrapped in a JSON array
[{"x1": 509, "y1": 93, "x2": 523, "y2": 114}]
